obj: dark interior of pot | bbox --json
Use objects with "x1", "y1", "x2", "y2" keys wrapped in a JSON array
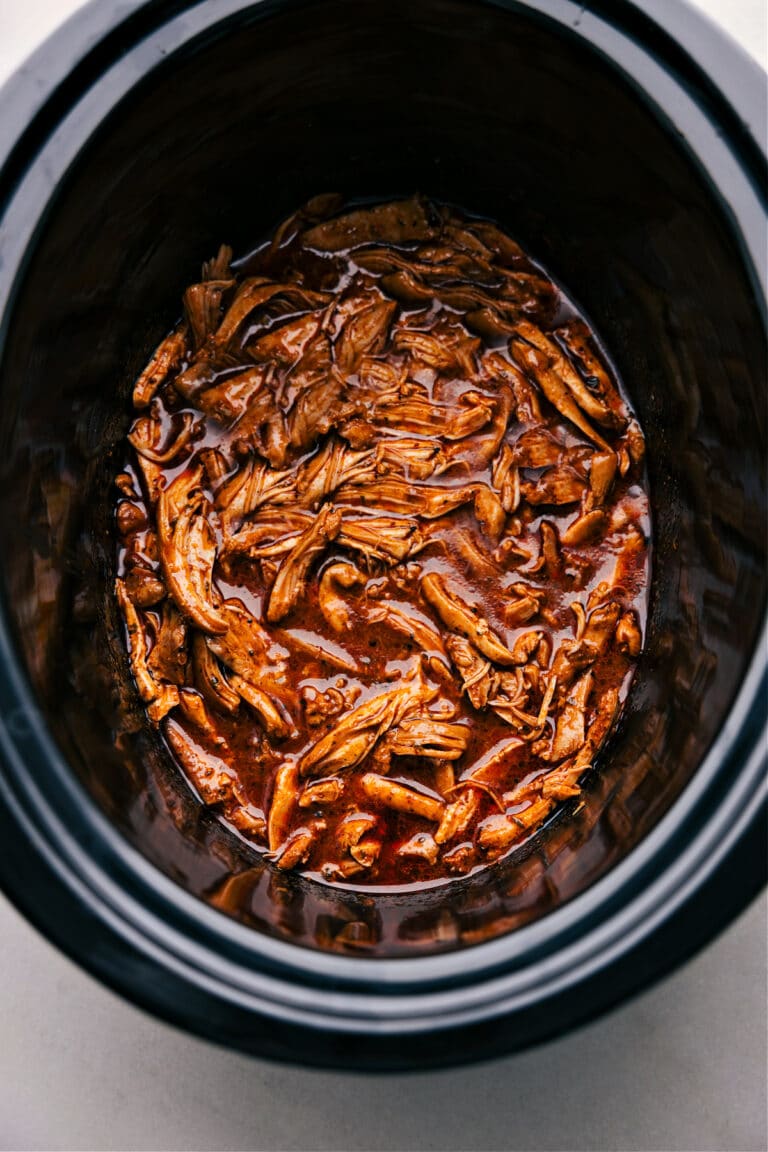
[{"x1": 0, "y1": 0, "x2": 764, "y2": 956}]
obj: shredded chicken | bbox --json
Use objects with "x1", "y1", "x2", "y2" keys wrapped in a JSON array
[
  {"x1": 132, "y1": 329, "x2": 186, "y2": 409},
  {"x1": 422, "y1": 572, "x2": 516, "y2": 665},
  {"x1": 156, "y1": 468, "x2": 228, "y2": 634},
  {"x1": 318, "y1": 561, "x2": 365, "y2": 632},
  {"x1": 509, "y1": 321, "x2": 612, "y2": 449},
  {"x1": 360, "y1": 774, "x2": 445, "y2": 822},
  {"x1": 300, "y1": 677, "x2": 433, "y2": 778},
  {"x1": 297, "y1": 436, "x2": 377, "y2": 508},
  {"x1": 266, "y1": 505, "x2": 343, "y2": 623},
  {"x1": 114, "y1": 198, "x2": 649, "y2": 885}
]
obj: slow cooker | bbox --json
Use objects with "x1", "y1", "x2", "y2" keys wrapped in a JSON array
[{"x1": 0, "y1": 0, "x2": 765, "y2": 1068}]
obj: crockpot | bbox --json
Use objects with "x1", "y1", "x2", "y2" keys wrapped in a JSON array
[{"x1": 0, "y1": 0, "x2": 765, "y2": 1070}]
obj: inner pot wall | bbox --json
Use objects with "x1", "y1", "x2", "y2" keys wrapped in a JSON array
[{"x1": 0, "y1": 0, "x2": 765, "y2": 959}]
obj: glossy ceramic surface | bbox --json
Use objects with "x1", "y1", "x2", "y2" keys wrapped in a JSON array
[{"x1": 0, "y1": 0, "x2": 764, "y2": 1067}]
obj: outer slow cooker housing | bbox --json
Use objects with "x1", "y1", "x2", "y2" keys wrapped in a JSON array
[{"x1": 0, "y1": 0, "x2": 765, "y2": 1068}]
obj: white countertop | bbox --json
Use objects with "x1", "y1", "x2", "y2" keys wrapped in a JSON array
[{"x1": 0, "y1": 3, "x2": 766, "y2": 1150}]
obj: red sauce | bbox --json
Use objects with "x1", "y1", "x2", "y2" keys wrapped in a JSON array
[{"x1": 113, "y1": 196, "x2": 650, "y2": 889}]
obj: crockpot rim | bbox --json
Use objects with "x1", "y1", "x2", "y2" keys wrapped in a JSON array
[{"x1": 0, "y1": 0, "x2": 765, "y2": 1066}]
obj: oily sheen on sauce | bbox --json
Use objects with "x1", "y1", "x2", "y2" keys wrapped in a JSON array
[{"x1": 113, "y1": 196, "x2": 650, "y2": 889}]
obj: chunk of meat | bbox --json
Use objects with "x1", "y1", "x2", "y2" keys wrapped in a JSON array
[
  {"x1": 522, "y1": 465, "x2": 586, "y2": 506},
  {"x1": 282, "y1": 629, "x2": 359, "y2": 675},
  {"x1": 297, "y1": 437, "x2": 377, "y2": 508},
  {"x1": 286, "y1": 370, "x2": 346, "y2": 454},
  {"x1": 551, "y1": 638, "x2": 599, "y2": 698},
  {"x1": 318, "y1": 561, "x2": 365, "y2": 631},
  {"x1": 249, "y1": 312, "x2": 320, "y2": 366},
  {"x1": 123, "y1": 566, "x2": 165, "y2": 608},
  {"x1": 300, "y1": 677, "x2": 433, "y2": 778},
  {"x1": 443, "y1": 385, "x2": 514, "y2": 468},
  {"x1": 540, "y1": 687, "x2": 620, "y2": 800},
  {"x1": 299, "y1": 778, "x2": 345, "y2": 808},
  {"x1": 132, "y1": 329, "x2": 186, "y2": 409},
  {"x1": 392, "y1": 327, "x2": 479, "y2": 376},
  {"x1": 503, "y1": 583, "x2": 545, "y2": 627},
  {"x1": 349, "y1": 838, "x2": 382, "y2": 869},
  {"x1": 491, "y1": 670, "x2": 556, "y2": 739},
  {"x1": 301, "y1": 685, "x2": 346, "y2": 727},
  {"x1": 338, "y1": 476, "x2": 477, "y2": 520},
  {"x1": 156, "y1": 467, "x2": 228, "y2": 634},
  {"x1": 555, "y1": 320, "x2": 625, "y2": 427},
  {"x1": 387, "y1": 715, "x2": 470, "y2": 760},
  {"x1": 514, "y1": 321, "x2": 621, "y2": 431},
  {"x1": 509, "y1": 323, "x2": 610, "y2": 450},
  {"x1": 338, "y1": 515, "x2": 423, "y2": 564},
  {"x1": 302, "y1": 196, "x2": 436, "y2": 251},
  {"x1": 184, "y1": 279, "x2": 234, "y2": 349},
  {"x1": 173, "y1": 353, "x2": 237, "y2": 403},
  {"x1": 164, "y1": 719, "x2": 234, "y2": 806},
  {"x1": 473, "y1": 485, "x2": 506, "y2": 542},
  {"x1": 511, "y1": 427, "x2": 562, "y2": 468},
  {"x1": 465, "y1": 306, "x2": 517, "y2": 341},
  {"x1": 147, "y1": 601, "x2": 188, "y2": 686},
  {"x1": 616, "y1": 610, "x2": 643, "y2": 657},
  {"x1": 377, "y1": 268, "x2": 433, "y2": 305},
  {"x1": 477, "y1": 797, "x2": 554, "y2": 854},
  {"x1": 116, "y1": 501, "x2": 147, "y2": 537},
  {"x1": 373, "y1": 394, "x2": 493, "y2": 440},
  {"x1": 443, "y1": 843, "x2": 477, "y2": 874},
  {"x1": 482, "y1": 352, "x2": 541, "y2": 422},
  {"x1": 337, "y1": 812, "x2": 378, "y2": 852},
  {"x1": 510, "y1": 630, "x2": 544, "y2": 665},
  {"x1": 228, "y1": 805, "x2": 267, "y2": 839},
  {"x1": 268, "y1": 762, "x2": 299, "y2": 850},
  {"x1": 115, "y1": 578, "x2": 179, "y2": 719},
  {"x1": 433, "y1": 761, "x2": 456, "y2": 796},
  {"x1": 216, "y1": 456, "x2": 295, "y2": 533},
  {"x1": 159, "y1": 499, "x2": 227, "y2": 633},
  {"x1": 128, "y1": 412, "x2": 198, "y2": 466},
  {"x1": 546, "y1": 672, "x2": 592, "y2": 763},
  {"x1": 335, "y1": 299, "x2": 397, "y2": 374},
  {"x1": 360, "y1": 774, "x2": 445, "y2": 822},
  {"x1": 275, "y1": 827, "x2": 316, "y2": 870},
  {"x1": 446, "y1": 634, "x2": 496, "y2": 709},
  {"x1": 540, "y1": 521, "x2": 562, "y2": 577},
  {"x1": 435, "y1": 788, "x2": 481, "y2": 844},
  {"x1": 177, "y1": 688, "x2": 227, "y2": 746},
  {"x1": 375, "y1": 436, "x2": 446, "y2": 480},
  {"x1": 266, "y1": 505, "x2": 343, "y2": 623},
  {"x1": 422, "y1": 572, "x2": 516, "y2": 665},
  {"x1": 583, "y1": 600, "x2": 621, "y2": 653},
  {"x1": 198, "y1": 366, "x2": 271, "y2": 424},
  {"x1": 192, "y1": 632, "x2": 240, "y2": 715},
  {"x1": 452, "y1": 528, "x2": 502, "y2": 583},
  {"x1": 368, "y1": 600, "x2": 448, "y2": 661},
  {"x1": 589, "y1": 450, "x2": 618, "y2": 507},
  {"x1": 205, "y1": 603, "x2": 293, "y2": 737},
  {"x1": 398, "y1": 833, "x2": 439, "y2": 863},
  {"x1": 561, "y1": 509, "x2": 608, "y2": 546},
  {"x1": 214, "y1": 278, "x2": 330, "y2": 346},
  {"x1": 219, "y1": 509, "x2": 314, "y2": 559},
  {"x1": 491, "y1": 444, "x2": 521, "y2": 513},
  {"x1": 229, "y1": 673, "x2": 293, "y2": 739}
]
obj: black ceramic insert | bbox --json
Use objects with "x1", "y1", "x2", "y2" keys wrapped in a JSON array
[{"x1": 0, "y1": 0, "x2": 764, "y2": 1068}]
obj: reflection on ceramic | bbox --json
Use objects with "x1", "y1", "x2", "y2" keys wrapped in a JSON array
[{"x1": 0, "y1": 0, "x2": 764, "y2": 1065}]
